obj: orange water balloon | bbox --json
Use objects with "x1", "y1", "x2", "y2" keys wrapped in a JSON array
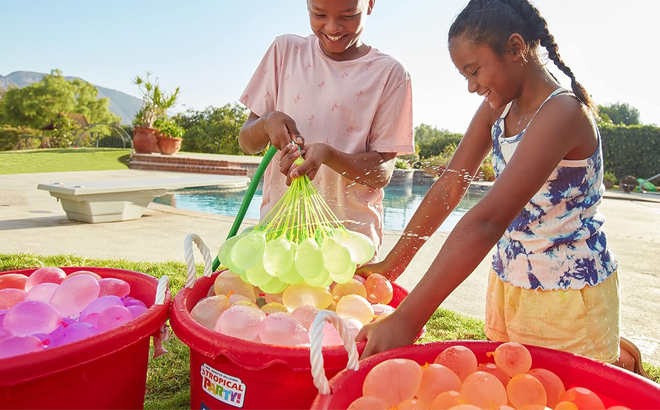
[
  {"x1": 363, "y1": 358, "x2": 423, "y2": 407},
  {"x1": 477, "y1": 362, "x2": 510, "y2": 387},
  {"x1": 506, "y1": 374, "x2": 547, "y2": 409},
  {"x1": 430, "y1": 391, "x2": 469, "y2": 410},
  {"x1": 364, "y1": 273, "x2": 393, "y2": 304},
  {"x1": 558, "y1": 387, "x2": 605, "y2": 410},
  {"x1": 491, "y1": 342, "x2": 532, "y2": 377},
  {"x1": 554, "y1": 401, "x2": 579, "y2": 410},
  {"x1": 527, "y1": 368, "x2": 565, "y2": 408},
  {"x1": 416, "y1": 363, "x2": 462, "y2": 405},
  {"x1": 347, "y1": 396, "x2": 390, "y2": 410},
  {"x1": 460, "y1": 371, "x2": 507, "y2": 409},
  {"x1": 434, "y1": 345, "x2": 478, "y2": 381},
  {"x1": 398, "y1": 398, "x2": 429, "y2": 410}
]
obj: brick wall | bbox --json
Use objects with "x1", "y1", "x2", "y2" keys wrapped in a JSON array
[{"x1": 129, "y1": 153, "x2": 258, "y2": 177}]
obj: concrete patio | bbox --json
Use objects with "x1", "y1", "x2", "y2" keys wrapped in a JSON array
[{"x1": 1, "y1": 168, "x2": 659, "y2": 366}]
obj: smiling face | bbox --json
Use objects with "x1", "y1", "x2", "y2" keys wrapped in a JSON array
[
  {"x1": 449, "y1": 35, "x2": 522, "y2": 109},
  {"x1": 307, "y1": 0, "x2": 373, "y2": 61}
]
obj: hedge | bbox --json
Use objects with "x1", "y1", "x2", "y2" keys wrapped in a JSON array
[{"x1": 600, "y1": 124, "x2": 660, "y2": 181}]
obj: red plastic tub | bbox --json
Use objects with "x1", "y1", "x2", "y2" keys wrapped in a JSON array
[
  {"x1": 0, "y1": 267, "x2": 171, "y2": 409},
  {"x1": 170, "y1": 270, "x2": 409, "y2": 410},
  {"x1": 311, "y1": 340, "x2": 660, "y2": 410}
]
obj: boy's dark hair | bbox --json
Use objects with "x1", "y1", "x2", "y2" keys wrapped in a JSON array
[{"x1": 449, "y1": 0, "x2": 596, "y2": 113}]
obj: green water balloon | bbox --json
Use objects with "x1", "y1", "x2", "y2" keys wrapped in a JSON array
[
  {"x1": 218, "y1": 234, "x2": 244, "y2": 267},
  {"x1": 304, "y1": 267, "x2": 332, "y2": 288},
  {"x1": 329, "y1": 261, "x2": 357, "y2": 284},
  {"x1": 263, "y1": 236, "x2": 295, "y2": 277},
  {"x1": 246, "y1": 261, "x2": 274, "y2": 287},
  {"x1": 321, "y1": 236, "x2": 352, "y2": 274},
  {"x1": 294, "y1": 238, "x2": 325, "y2": 279},
  {"x1": 259, "y1": 276, "x2": 288, "y2": 294},
  {"x1": 341, "y1": 230, "x2": 376, "y2": 264},
  {"x1": 279, "y1": 261, "x2": 305, "y2": 285},
  {"x1": 231, "y1": 231, "x2": 266, "y2": 271}
]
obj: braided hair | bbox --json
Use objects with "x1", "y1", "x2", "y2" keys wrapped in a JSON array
[{"x1": 448, "y1": 0, "x2": 596, "y2": 114}]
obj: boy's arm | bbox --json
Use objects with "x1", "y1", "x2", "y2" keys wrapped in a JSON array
[
  {"x1": 239, "y1": 111, "x2": 303, "y2": 154},
  {"x1": 280, "y1": 142, "x2": 397, "y2": 188}
]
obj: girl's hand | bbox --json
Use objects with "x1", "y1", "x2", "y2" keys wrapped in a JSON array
[
  {"x1": 286, "y1": 143, "x2": 333, "y2": 184},
  {"x1": 355, "y1": 311, "x2": 417, "y2": 359},
  {"x1": 263, "y1": 111, "x2": 304, "y2": 150},
  {"x1": 355, "y1": 256, "x2": 405, "y2": 281},
  {"x1": 278, "y1": 141, "x2": 305, "y2": 182}
]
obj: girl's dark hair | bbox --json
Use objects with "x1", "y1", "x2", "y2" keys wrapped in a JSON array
[{"x1": 449, "y1": 0, "x2": 596, "y2": 113}]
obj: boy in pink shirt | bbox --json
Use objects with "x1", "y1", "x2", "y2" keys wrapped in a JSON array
[{"x1": 238, "y1": 0, "x2": 414, "y2": 254}]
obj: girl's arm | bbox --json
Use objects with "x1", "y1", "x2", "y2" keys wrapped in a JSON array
[
  {"x1": 356, "y1": 101, "x2": 495, "y2": 280},
  {"x1": 357, "y1": 95, "x2": 595, "y2": 358},
  {"x1": 238, "y1": 111, "x2": 303, "y2": 154}
]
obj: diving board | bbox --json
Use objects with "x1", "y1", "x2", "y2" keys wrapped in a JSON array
[{"x1": 38, "y1": 174, "x2": 250, "y2": 223}]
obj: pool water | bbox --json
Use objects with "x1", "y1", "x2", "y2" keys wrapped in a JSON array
[{"x1": 154, "y1": 183, "x2": 485, "y2": 232}]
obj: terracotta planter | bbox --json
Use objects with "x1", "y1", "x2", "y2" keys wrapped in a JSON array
[
  {"x1": 157, "y1": 136, "x2": 182, "y2": 155},
  {"x1": 132, "y1": 127, "x2": 160, "y2": 154}
]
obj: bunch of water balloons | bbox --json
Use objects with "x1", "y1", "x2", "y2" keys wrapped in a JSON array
[
  {"x1": 217, "y1": 168, "x2": 376, "y2": 292},
  {"x1": 191, "y1": 270, "x2": 396, "y2": 347},
  {"x1": 0, "y1": 267, "x2": 147, "y2": 359},
  {"x1": 348, "y1": 342, "x2": 626, "y2": 410}
]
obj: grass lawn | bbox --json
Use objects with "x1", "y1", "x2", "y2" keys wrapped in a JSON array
[
  {"x1": 1, "y1": 253, "x2": 657, "y2": 409},
  {"x1": 0, "y1": 148, "x2": 131, "y2": 175}
]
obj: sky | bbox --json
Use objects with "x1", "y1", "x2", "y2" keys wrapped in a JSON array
[{"x1": 2, "y1": 0, "x2": 659, "y2": 132}]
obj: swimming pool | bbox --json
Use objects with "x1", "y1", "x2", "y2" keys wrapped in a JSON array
[{"x1": 154, "y1": 183, "x2": 486, "y2": 232}]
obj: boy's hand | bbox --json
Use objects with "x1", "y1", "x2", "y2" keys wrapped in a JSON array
[
  {"x1": 284, "y1": 143, "x2": 333, "y2": 185},
  {"x1": 263, "y1": 111, "x2": 304, "y2": 149}
]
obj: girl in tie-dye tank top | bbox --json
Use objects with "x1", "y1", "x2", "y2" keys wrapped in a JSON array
[{"x1": 356, "y1": 0, "x2": 647, "y2": 377}]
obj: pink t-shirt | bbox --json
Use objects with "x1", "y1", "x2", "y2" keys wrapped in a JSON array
[{"x1": 240, "y1": 34, "x2": 414, "y2": 253}]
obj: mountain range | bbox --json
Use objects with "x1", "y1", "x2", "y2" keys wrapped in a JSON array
[{"x1": 0, "y1": 71, "x2": 143, "y2": 125}]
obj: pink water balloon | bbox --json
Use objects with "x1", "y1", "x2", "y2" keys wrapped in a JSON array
[
  {"x1": 98, "y1": 278, "x2": 131, "y2": 298},
  {"x1": 49, "y1": 275, "x2": 100, "y2": 317},
  {"x1": 0, "y1": 288, "x2": 26, "y2": 310},
  {"x1": 80, "y1": 296, "x2": 123, "y2": 321},
  {"x1": 0, "y1": 327, "x2": 12, "y2": 341},
  {"x1": 291, "y1": 305, "x2": 320, "y2": 331},
  {"x1": 0, "y1": 273, "x2": 29, "y2": 290},
  {"x1": 123, "y1": 297, "x2": 146, "y2": 308},
  {"x1": 25, "y1": 283, "x2": 59, "y2": 303},
  {"x1": 258, "y1": 312, "x2": 309, "y2": 346},
  {"x1": 215, "y1": 305, "x2": 265, "y2": 341},
  {"x1": 25, "y1": 267, "x2": 66, "y2": 291},
  {"x1": 0, "y1": 335, "x2": 43, "y2": 359},
  {"x1": 126, "y1": 305, "x2": 147, "y2": 318},
  {"x1": 96, "y1": 305, "x2": 132, "y2": 332},
  {"x1": 4, "y1": 300, "x2": 62, "y2": 336},
  {"x1": 0, "y1": 309, "x2": 6, "y2": 326},
  {"x1": 64, "y1": 270, "x2": 102, "y2": 281},
  {"x1": 50, "y1": 322, "x2": 99, "y2": 348},
  {"x1": 81, "y1": 312, "x2": 100, "y2": 328}
]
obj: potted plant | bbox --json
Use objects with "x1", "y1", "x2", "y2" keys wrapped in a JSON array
[
  {"x1": 154, "y1": 118, "x2": 185, "y2": 155},
  {"x1": 603, "y1": 171, "x2": 617, "y2": 189},
  {"x1": 132, "y1": 72, "x2": 180, "y2": 154}
]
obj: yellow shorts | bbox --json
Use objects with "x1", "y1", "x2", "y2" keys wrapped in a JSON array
[{"x1": 484, "y1": 269, "x2": 620, "y2": 363}]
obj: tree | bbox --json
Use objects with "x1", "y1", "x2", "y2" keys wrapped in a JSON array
[
  {"x1": 414, "y1": 123, "x2": 464, "y2": 159},
  {"x1": 175, "y1": 103, "x2": 249, "y2": 154},
  {"x1": 598, "y1": 102, "x2": 640, "y2": 126},
  {"x1": 0, "y1": 69, "x2": 119, "y2": 129}
]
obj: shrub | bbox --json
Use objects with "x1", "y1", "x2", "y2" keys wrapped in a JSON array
[
  {"x1": 394, "y1": 158, "x2": 411, "y2": 169},
  {"x1": 600, "y1": 123, "x2": 660, "y2": 180}
]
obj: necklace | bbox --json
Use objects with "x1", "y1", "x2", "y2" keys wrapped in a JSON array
[{"x1": 511, "y1": 103, "x2": 530, "y2": 133}]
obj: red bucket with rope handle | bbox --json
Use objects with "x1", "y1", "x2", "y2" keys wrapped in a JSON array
[
  {"x1": 0, "y1": 267, "x2": 171, "y2": 409},
  {"x1": 310, "y1": 341, "x2": 660, "y2": 410},
  {"x1": 170, "y1": 234, "x2": 410, "y2": 410}
]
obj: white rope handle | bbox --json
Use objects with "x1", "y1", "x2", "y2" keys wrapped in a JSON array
[
  {"x1": 309, "y1": 310, "x2": 360, "y2": 395},
  {"x1": 155, "y1": 275, "x2": 170, "y2": 305},
  {"x1": 184, "y1": 233, "x2": 213, "y2": 289}
]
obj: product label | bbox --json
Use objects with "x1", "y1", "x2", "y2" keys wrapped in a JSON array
[{"x1": 200, "y1": 363, "x2": 246, "y2": 408}]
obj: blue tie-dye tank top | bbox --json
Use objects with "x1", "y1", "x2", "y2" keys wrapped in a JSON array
[{"x1": 491, "y1": 88, "x2": 617, "y2": 290}]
